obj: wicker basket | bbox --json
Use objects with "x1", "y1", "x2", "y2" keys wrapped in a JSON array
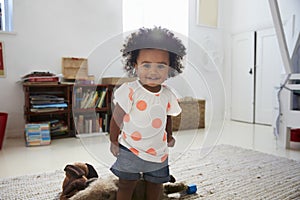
[{"x1": 172, "y1": 97, "x2": 205, "y2": 131}]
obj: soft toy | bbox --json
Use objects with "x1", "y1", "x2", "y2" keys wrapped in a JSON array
[
  {"x1": 60, "y1": 162, "x2": 197, "y2": 200},
  {"x1": 60, "y1": 162, "x2": 99, "y2": 200}
]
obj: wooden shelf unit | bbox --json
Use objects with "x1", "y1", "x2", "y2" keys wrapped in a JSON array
[
  {"x1": 23, "y1": 83, "x2": 73, "y2": 139},
  {"x1": 23, "y1": 83, "x2": 113, "y2": 139}
]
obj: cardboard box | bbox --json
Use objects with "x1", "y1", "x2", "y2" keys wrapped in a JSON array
[{"x1": 62, "y1": 57, "x2": 88, "y2": 79}]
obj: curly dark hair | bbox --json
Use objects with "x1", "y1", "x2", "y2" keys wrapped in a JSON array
[{"x1": 121, "y1": 27, "x2": 186, "y2": 77}]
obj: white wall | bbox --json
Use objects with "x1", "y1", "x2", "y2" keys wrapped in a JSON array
[
  {"x1": 0, "y1": 0, "x2": 122, "y2": 137},
  {"x1": 186, "y1": 0, "x2": 226, "y2": 142}
]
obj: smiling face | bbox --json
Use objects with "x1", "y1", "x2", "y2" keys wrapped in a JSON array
[{"x1": 135, "y1": 49, "x2": 170, "y2": 88}]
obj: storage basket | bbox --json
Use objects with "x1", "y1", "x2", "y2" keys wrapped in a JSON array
[
  {"x1": 62, "y1": 57, "x2": 88, "y2": 79},
  {"x1": 25, "y1": 123, "x2": 51, "y2": 146},
  {"x1": 172, "y1": 97, "x2": 205, "y2": 131}
]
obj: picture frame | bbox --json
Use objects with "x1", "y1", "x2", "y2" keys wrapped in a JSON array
[
  {"x1": 196, "y1": 0, "x2": 219, "y2": 28},
  {"x1": 0, "y1": 41, "x2": 5, "y2": 77}
]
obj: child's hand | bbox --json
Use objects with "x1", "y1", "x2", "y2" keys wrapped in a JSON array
[
  {"x1": 110, "y1": 142, "x2": 120, "y2": 157},
  {"x1": 168, "y1": 137, "x2": 176, "y2": 147}
]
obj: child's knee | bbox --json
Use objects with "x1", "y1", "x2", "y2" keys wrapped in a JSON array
[{"x1": 146, "y1": 181, "x2": 163, "y2": 199}]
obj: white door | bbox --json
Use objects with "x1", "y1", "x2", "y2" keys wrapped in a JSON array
[
  {"x1": 255, "y1": 28, "x2": 284, "y2": 125},
  {"x1": 231, "y1": 32, "x2": 255, "y2": 123}
]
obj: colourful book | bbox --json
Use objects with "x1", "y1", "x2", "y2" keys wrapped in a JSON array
[
  {"x1": 32, "y1": 103, "x2": 68, "y2": 108},
  {"x1": 97, "y1": 88, "x2": 107, "y2": 108}
]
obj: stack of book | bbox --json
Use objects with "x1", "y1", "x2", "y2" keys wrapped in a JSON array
[
  {"x1": 49, "y1": 119, "x2": 68, "y2": 137},
  {"x1": 25, "y1": 123, "x2": 51, "y2": 146},
  {"x1": 74, "y1": 112, "x2": 110, "y2": 135},
  {"x1": 30, "y1": 95, "x2": 68, "y2": 112},
  {"x1": 21, "y1": 71, "x2": 60, "y2": 85},
  {"x1": 74, "y1": 88, "x2": 107, "y2": 109},
  {"x1": 76, "y1": 115, "x2": 100, "y2": 134}
]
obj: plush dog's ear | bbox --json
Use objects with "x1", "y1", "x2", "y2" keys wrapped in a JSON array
[
  {"x1": 62, "y1": 178, "x2": 87, "y2": 197},
  {"x1": 64, "y1": 165, "x2": 86, "y2": 178},
  {"x1": 169, "y1": 175, "x2": 176, "y2": 183},
  {"x1": 85, "y1": 163, "x2": 99, "y2": 179}
]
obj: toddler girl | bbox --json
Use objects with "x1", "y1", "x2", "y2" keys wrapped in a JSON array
[{"x1": 110, "y1": 27, "x2": 186, "y2": 200}]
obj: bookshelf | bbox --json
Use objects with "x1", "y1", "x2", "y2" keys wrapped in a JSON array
[
  {"x1": 72, "y1": 84, "x2": 113, "y2": 137},
  {"x1": 23, "y1": 83, "x2": 113, "y2": 139},
  {"x1": 23, "y1": 83, "x2": 73, "y2": 139}
]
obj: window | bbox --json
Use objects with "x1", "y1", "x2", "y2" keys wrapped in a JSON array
[
  {"x1": 0, "y1": 0, "x2": 13, "y2": 32},
  {"x1": 122, "y1": 0, "x2": 188, "y2": 36}
]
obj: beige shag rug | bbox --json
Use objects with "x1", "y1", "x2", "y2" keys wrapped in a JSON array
[{"x1": 0, "y1": 144, "x2": 299, "y2": 200}]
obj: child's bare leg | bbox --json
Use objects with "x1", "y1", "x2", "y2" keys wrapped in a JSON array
[
  {"x1": 146, "y1": 181, "x2": 163, "y2": 200},
  {"x1": 117, "y1": 179, "x2": 138, "y2": 200}
]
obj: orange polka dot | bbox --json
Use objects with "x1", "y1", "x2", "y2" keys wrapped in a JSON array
[
  {"x1": 167, "y1": 102, "x2": 171, "y2": 111},
  {"x1": 155, "y1": 93, "x2": 160, "y2": 96},
  {"x1": 131, "y1": 131, "x2": 142, "y2": 141},
  {"x1": 123, "y1": 114, "x2": 130, "y2": 123},
  {"x1": 129, "y1": 147, "x2": 139, "y2": 156},
  {"x1": 161, "y1": 154, "x2": 168, "y2": 162},
  {"x1": 152, "y1": 118, "x2": 162, "y2": 129},
  {"x1": 163, "y1": 132, "x2": 167, "y2": 141},
  {"x1": 146, "y1": 148, "x2": 157, "y2": 156},
  {"x1": 122, "y1": 132, "x2": 127, "y2": 139},
  {"x1": 129, "y1": 88, "x2": 134, "y2": 101},
  {"x1": 136, "y1": 100, "x2": 147, "y2": 111}
]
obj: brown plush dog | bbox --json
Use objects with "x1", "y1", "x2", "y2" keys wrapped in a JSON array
[
  {"x1": 60, "y1": 163, "x2": 192, "y2": 200},
  {"x1": 69, "y1": 175, "x2": 188, "y2": 200},
  {"x1": 60, "y1": 162, "x2": 99, "y2": 200}
]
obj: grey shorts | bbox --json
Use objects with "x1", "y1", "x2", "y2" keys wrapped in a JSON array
[{"x1": 110, "y1": 145, "x2": 170, "y2": 184}]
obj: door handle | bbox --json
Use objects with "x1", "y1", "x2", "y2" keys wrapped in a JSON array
[{"x1": 249, "y1": 68, "x2": 253, "y2": 75}]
